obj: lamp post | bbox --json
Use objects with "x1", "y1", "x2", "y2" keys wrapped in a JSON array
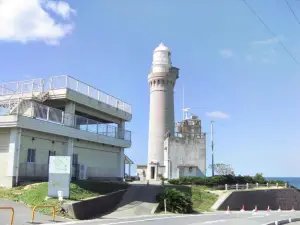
[{"x1": 211, "y1": 120, "x2": 215, "y2": 177}]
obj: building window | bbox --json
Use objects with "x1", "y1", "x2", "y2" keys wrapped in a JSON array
[
  {"x1": 189, "y1": 167, "x2": 193, "y2": 172},
  {"x1": 48, "y1": 151, "x2": 56, "y2": 164},
  {"x1": 27, "y1": 149, "x2": 36, "y2": 163},
  {"x1": 72, "y1": 153, "x2": 78, "y2": 165}
]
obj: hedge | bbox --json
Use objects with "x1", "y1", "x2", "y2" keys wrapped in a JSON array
[
  {"x1": 156, "y1": 188, "x2": 193, "y2": 214},
  {"x1": 168, "y1": 175, "x2": 286, "y2": 186}
]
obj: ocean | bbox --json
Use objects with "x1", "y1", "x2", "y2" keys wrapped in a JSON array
[{"x1": 266, "y1": 177, "x2": 300, "y2": 189}]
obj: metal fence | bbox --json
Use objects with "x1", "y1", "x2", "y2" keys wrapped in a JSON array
[
  {"x1": 50, "y1": 75, "x2": 132, "y2": 114},
  {"x1": 225, "y1": 183, "x2": 288, "y2": 191},
  {"x1": 0, "y1": 75, "x2": 132, "y2": 114},
  {"x1": 9, "y1": 100, "x2": 131, "y2": 142}
]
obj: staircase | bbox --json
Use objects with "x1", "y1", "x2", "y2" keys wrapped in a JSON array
[{"x1": 0, "y1": 91, "x2": 49, "y2": 116}]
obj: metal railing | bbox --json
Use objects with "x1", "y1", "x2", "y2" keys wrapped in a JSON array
[
  {"x1": 5, "y1": 100, "x2": 131, "y2": 142},
  {"x1": 0, "y1": 78, "x2": 44, "y2": 95},
  {"x1": 0, "y1": 75, "x2": 132, "y2": 114},
  {"x1": 225, "y1": 183, "x2": 288, "y2": 191}
]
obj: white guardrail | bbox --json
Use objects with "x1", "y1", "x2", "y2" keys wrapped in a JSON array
[
  {"x1": 225, "y1": 183, "x2": 288, "y2": 191},
  {"x1": 0, "y1": 75, "x2": 132, "y2": 114}
]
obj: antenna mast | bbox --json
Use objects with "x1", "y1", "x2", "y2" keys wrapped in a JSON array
[{"x1": 182, "y1": 85, "x2": 184, "y2": 121}]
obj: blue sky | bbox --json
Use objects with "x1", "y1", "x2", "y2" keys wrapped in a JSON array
[{"x1": 0, "y1": 0, "x2": 299, "y2": 177}]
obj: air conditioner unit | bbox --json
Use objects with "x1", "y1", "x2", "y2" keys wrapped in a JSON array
[{"x1": 78, "y1": 164, "x2": 87, "y2": 180}]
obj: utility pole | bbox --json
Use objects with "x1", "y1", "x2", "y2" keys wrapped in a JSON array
[{"x1": 211, "y1": 120, "x2": 215, "y2": 177}]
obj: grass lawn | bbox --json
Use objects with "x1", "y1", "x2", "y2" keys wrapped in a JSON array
[
  {"x1": 160, "y1": 185, "x2": 218, "y2": 213},
  {"x1": 0, "y1": 181, "x2": 128, "y2": 216},
  {"x1": 191, "y1": 186, "x2": 218, "y2": 212}
]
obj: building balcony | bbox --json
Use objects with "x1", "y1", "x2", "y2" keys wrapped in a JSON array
[
  {"x1": 0, "y1": 100, "x2": 131, "y2": 148},
  {"x1": 0, "y1": 75, "x2": 132, "y2": 115}
]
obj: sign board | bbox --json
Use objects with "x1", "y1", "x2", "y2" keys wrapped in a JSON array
[{"x1": 48, "y1": 156, "x2": 71, "y2": 198}]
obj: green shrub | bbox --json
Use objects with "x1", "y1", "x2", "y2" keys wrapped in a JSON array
[
  {"x1": 156, "y1": 188, "x2": 193, "y2": 214},
  {"x1": 167, "y1": 174, "x2": 283, "y2": 186}
]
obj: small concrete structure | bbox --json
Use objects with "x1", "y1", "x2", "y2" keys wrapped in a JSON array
[{"x1": 0, "y1": 75, "x2": 133, "y2": 187}]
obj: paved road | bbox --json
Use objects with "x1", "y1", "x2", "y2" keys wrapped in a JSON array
[
  {"x1": 42, "y1": 211, "x2": 300, "y2": 225},
  {"x1": 0, "y1": 199, "x2": 69, "y2": 225}
]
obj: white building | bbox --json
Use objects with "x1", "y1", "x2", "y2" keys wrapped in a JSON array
[
  {"x1": 141, "y1": 43, "x2": 206, "y2": 181},
  {"x1": 0, "y1": 75, "x2": 133, "y2": 188}
]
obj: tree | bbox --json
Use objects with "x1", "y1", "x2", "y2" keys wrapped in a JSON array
[
  {"x1": 253, "y1": 173, "x2": 266, "y2": 184},
  {"x1": 208, "y1": 163, "x2": 235, "y2": 176}
]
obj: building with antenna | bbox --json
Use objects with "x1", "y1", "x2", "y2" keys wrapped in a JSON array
[
  {"x1": 0, "y1": 76, "x2": 133, "y2": 188},
  {"x1": 137, "y1": 43, "x2": 206, "y2": 181}
]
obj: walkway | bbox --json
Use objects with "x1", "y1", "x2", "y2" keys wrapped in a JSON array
[{"x1": 0, "y1": 199, "x2": 69, "y2": 225}]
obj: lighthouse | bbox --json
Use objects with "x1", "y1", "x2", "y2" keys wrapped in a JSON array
[{"x1": 147, "y1": 43, "x2": 179, "y2": 180}]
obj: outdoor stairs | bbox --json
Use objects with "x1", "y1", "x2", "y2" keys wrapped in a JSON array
[{"x1": 103, "y1": 185, "x2": 163, "y2": 218}]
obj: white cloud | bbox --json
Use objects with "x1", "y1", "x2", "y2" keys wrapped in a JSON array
[
  {"x1": 206, "y1": 111, "x2": 229, "y2": 119},
  {"x1": 220, "y1": 49, "x2": 234, "y2": 58},
  {"x1": 44, "y1": 0, "x2": 76, "y2": 20},
  {"x1": 251, "y1": 35, "x2": 284, "y2": 45},
  {"x1": 0, "y1": 0, "x2": 76, "y2": 45}
]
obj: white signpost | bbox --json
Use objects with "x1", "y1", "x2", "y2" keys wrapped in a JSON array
[{"x1": 48, "y1": 156, "x2": 71, "y2": 198}]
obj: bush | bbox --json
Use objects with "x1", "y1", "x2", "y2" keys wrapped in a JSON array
[
  {"x1": 156, "y1": 188, "x2": 193, "y2": 214},
  {"x1": 167, "y1": 174, "x2": 283, "y2": 186}
]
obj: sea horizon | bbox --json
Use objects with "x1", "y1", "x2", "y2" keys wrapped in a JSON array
[{"x1": 266, "y1": 177, "x2": 300, "y2": 189}]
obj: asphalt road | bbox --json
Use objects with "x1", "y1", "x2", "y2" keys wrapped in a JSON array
[{"x1": 42, "y1": 211, "x2": 300, "y2": 225}]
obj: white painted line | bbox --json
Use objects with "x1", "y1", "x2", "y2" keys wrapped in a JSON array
[
  {"x1": 43, "y1": 213, "x2": 218, "y2": 225},
  {"x1": 247, "y1": 215, "x2": 265, "y2": 219},
  {"x1": 203, "y1": 219, "x2": 226, "y2": 224}
]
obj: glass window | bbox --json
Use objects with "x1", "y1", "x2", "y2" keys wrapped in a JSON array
[{"x1": 27, "y1": 149, "x2": 36, "y2": 163}]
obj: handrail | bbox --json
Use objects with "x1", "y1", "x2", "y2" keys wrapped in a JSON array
[
  {"x1": 0, "y1": 207, "x2": 14, "y2": 225},
  {"x1": 32, "y1": 205, "x2": 55, "y2": 223}
]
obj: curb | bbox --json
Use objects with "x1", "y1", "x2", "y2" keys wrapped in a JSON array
[{"x1": 263, "y1": 218, "x2": 300, "y2": 225}]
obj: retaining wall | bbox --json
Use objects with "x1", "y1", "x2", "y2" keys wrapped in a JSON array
[
  {"x1": 218, "y1": 188, "x2": 300, "y2": 211},
  {"x1": 62, "y1": 189, "x2": 127, "y2": 220}
]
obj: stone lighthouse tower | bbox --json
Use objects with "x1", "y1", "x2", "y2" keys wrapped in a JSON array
[{"x1": 147, "y1": 43, "x2": 179, "y2": 180}]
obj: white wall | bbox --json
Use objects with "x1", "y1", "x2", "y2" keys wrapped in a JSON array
[
  {"x1": 165, "y1": 135, "x2": 206, "y2": 179},
  {"x1": 18, "y1": 129, "x2": 122, "y2": 179},
  {"x1": 0, "y1": 129, "x2": 9, "y2": 186}
]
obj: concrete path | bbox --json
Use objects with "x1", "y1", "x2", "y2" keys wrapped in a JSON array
[
  {"x1": 102, "y1": 185, "x2": 163, "y2": 218},
  {"x1": 0, "y1": 199, "x2": 69, "y2": 225},
  {"x1": 42, "y1": 211, "x2": 300, "y2": 225}
]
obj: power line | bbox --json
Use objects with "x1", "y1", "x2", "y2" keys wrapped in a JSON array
[
  {"x1": 285, "y1": 0, "x2": 300, "y2": 25},
  {"x1": 243, "y1": 0, "x2": 300, "y2": 66}
]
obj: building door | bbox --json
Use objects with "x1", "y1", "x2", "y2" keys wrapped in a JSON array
[{"x1": 151, "y1": 166, "x2": 155, "y2": 179}]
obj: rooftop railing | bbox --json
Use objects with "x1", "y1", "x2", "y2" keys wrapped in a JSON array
[
  {"x1": 0, "y1": 75, "x2": 132, "y2": 114},
  {"x1": 1, "y1": 100, "x2": 131, "y2": 142}
]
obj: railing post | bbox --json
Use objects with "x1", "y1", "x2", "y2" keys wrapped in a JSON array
[
  {"x1": 267, "y1": 183, "x2": 269, "y2": 188},
  {"x1": 47, "y1": 107, "x2": 50, "y2": 121},
  {"x1": 65, "y1": 75, "x2": 68, "y2": 88},
  {"x1": 86, "y1": 119, "x2": 88, "y2": 131},
  {"x1": 61, "y1": 111, "x2": 64, "y2": 124},
  {"x1": 31, "y1": 102, "x2": 34, "y2": 117},
  {"x1": 285, "y1": 183, "x2": 287, "y2": 188},
  {"x1": 49, "y1": 77, "x2": 53, "y2": 90},
  {"x1": 31, "y1": 80, "x2": 34, "y2": 93},
  {"x1": 246, "y1": 183, "x2": 249, "y2": 190},
  {"x1": 236, "y1": 183, "x2": 238, "y2": 190},
  {"x1": 225, "y1": 184, "x2": 228, "y2": 191},
  {"x1": 256, "y1": 183, "x2": 259, "y2": 188},
  {"x1": 276, "y1": 183, "x2": 278, "y2": 188},
  {"x1": 96, "y1": 122, "x2": 99, "y2": 134}
]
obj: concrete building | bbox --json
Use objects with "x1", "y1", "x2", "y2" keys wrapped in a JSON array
[
  {"x1": 164, "y1": 114, "x2": 206, "y2": 178},
  {"x1": 0, "y1": 75, "x2": 133, "y2": 188},
  {"x1": 142, "y1": 43, "x2": 206, "y2": 181}
]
